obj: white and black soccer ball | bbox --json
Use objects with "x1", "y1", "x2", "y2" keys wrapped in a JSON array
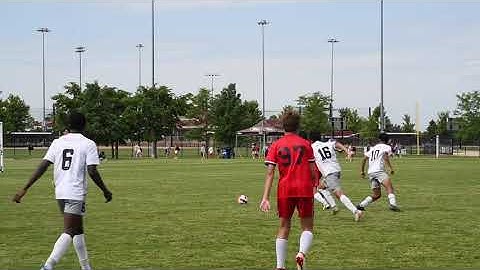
[{"x1": 237, "y1": 194, "x2": 248, "y2": 204}]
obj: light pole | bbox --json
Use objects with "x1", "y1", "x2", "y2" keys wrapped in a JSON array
[
  {"x1": 36, "y1": 27, "x2": 50, "y2": 131},
  {"x1": 380, "y1": 0, "x2": 385, "y2": 132},
  {"x1": 258, "y1": 19, "x2": 269, "y2": 154},
  {"x1": 136, "y1": 43, "x2": 144, "y2": 88},
  {"x1": 328, "y1": 38, "x2": 339, "y2": 139},
  {"x1": 151, "y1": 0, "x2": 155, "y2": 88},
  {"x1": 75, "y1": 46, "x2": 86, "y2": 91},
  {"x1": 204, "y1": 74, "x2": 220, "y2": 158}
]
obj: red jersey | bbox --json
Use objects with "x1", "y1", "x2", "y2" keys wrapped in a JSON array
[{"x1": 265, "y1": 133, "x2": 315, "y2": 198}]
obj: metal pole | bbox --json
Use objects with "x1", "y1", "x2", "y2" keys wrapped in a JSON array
[
  {"x1": 152, "y1": 0, "x2": 155, "y2": 88},
  {"x1": 137, "y1": 43, "x2": 144, "y2": 88},
  {"x1": 75, "y1": 46, "x2": 86, "y2": 91},
  {"x1": 328, "y1": 38, "x2": 339, "y2": 139},
  {"x1": 380, "y1": 0, "x2": 385, "y2": 132},
  {"x1": 258, "y1": 20, "x2": 269, "y2": 154},
  {"x1": 36, "y1": 28, "x2": 50, "y2": 131}
]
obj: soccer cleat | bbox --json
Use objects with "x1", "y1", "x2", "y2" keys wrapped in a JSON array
[
  {"x1": 296, "y1": 252, "x2": 305, "y2": 270},
  {"x1": 322, "y1": 204, "x2": 331, "y2": 211},
  {"x1": 275, "y1": 268, "x2": 286, "y2": 270},
  {"x1": 356, "y1": 204, "x2": 365, "y2": 211},
  {"x1": 331, "y1": 206, "x2": 339, "y2": 215},
  {"x1": 389, "y1": 204, "x2": 401, "y2": 212},
  {"x1": 354, "y1": 210, "x2": 364, "y2": 222}
]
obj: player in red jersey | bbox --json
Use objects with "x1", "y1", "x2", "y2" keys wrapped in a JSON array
[{"x1": 260, "y1": 111, "x2": 317, "y2": 270}]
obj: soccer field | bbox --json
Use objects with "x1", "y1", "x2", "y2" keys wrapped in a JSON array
[{"x1": 1, "y1": 156, "x2": 479, "y2": 269}]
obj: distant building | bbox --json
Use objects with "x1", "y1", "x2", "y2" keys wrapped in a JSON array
[{"x1": 447, "y1": 117, "x2": 460, "y2": 131}]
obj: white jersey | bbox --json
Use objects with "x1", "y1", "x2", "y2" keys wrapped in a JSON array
[
  {"x1": 312, "y1": 140, "x2": 341, "y2": 176},
  {"x1": 365, "y1": 143, "x2": 392, "y2": 174},
  {"x1": 44, "y1": 133, "x2": 100, "y2": 201}
]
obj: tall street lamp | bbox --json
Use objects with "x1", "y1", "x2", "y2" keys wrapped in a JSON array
[
  {"x1": 328, "y1": 38, "x2": 339, "y2": 139},
  {"x1": 151, "y1": 0, "x2": 155, "y2": 88},
  {"x1": 204, "y1": 74, "x2": 220, "y2": 159},
  {"x1": 36, "y1": 27, "x2": 51, "y2": 131},
  {"x1": 75, "y1": 46, "x2": 86, "y2": 91},
  {"x1": 380, "y1": 0, "x2": 385, "y2": 132},
  {"x1": 136, "y1": 43, "x2": 144, "y2": 88},
  {"x1": 257, "y1": 19, "x2": 269, "y2": 154}
]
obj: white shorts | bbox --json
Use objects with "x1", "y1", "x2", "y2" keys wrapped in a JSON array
[
  {"x1": 368, "y1": 171, "x2": 389, "y2": 189},
  {"x1": 57, "y1": 199, "x2": 85, "y2": 216},
  {"x1": 322, "y1": 172, "x2": 342, "y2": 192}
]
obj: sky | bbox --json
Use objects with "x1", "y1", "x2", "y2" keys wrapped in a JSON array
[{"x1": 1, "y1": 0, "x2": 480, "y2": 130}]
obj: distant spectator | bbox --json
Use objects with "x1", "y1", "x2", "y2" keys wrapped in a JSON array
[{"x1": 27, "y1": 143, "x2": 34, "y2": 155}]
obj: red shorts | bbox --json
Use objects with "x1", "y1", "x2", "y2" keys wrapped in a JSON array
[{"x1": 277, "y1": 197, "x2": 314, "y2": 219}]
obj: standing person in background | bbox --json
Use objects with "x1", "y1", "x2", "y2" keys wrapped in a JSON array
[
  {"x1": 260, "y1": 111, "x2": 317, "y2": 270},
  {"x1": 12, "y1": 111, "x2": 113, "y2": 270}
]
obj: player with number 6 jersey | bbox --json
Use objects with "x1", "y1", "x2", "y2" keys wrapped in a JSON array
[
  {"x1": 13, "y1": 112, "x2": 112, "y2": 270},
  {"x1": 261, "y1": 111, "x2": 317, "y2": 270},
  {"x1": 311, "y1": 136, "x2": 364, "y2": 221},
  {"x1": 357, "y1": 133, "x2": 400, "y2": 212}
]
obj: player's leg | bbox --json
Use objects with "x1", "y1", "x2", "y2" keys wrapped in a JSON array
[
  {"x1": 357, "y1": 177, "x2": 382, "y2": 210},
  {"x1": 313, "y1": 190, "x2": 330, "y2": 209},
  {"x1": 63, "y1": 200, "x2": 92, "y2": 270},
  {"x1": 275, "y1": 198, "x2": 294, "y2": 270},
  {"x1": 322, "y1": 174, "x2": 340, "y2": 214},
  {"x1": 381, "y1": 178, "x2": 400, "y2": 211},
  {"x1": 296, "y1": 198, "x2": 314, "y2": 270}
]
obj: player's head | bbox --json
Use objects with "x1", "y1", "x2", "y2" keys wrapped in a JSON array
[
  {"x1": 379, "y1": 132, "x2": 389, "y2": 144},
  {"x1": 282, "y1": 110, "x2": 300, "y2": 132},
  {"x1": 310, "y1": 132, "x2": 325, "y2": 142},
  {"x1": 67, "y1": 111, "x2": 86, "y2": 132}
]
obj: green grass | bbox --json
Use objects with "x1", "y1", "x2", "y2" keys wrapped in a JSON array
[{"x1": 1, "y1": 155, "x2": 480, "y2": 269}]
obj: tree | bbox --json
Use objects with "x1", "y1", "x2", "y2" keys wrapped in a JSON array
[
  {"x1": 338, "y1": 107, "x2": 365, "y2": 133},
  {"x1": 185, "y1": 88, "x2": 210, "y2": 142},
  {"x1": 296, "y1": 92, "x2": 330, "y2": 136},
  {"x1": 136, "y1": 85, "x2": 188, "y2": 158},
  {"x1": 0, "y1": 94, "x2": 34, "y2": 133},
  {"x1": 455, "y1": 91, "x2": 480, "y2": 141},
  {"x1": 210, "y1": 83, "x2": 261, "y2": 146},
  {"x1": 436, "y1": 111, "x2": 450, "y2": 136},
  {"x1": 426, "y1": 119, "x2": 438, "y2": 137},
  {"x1": 401, "y1": 114, "x2": 415, "y2": 133}
]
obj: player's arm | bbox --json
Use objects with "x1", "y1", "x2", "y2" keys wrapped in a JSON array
[
  {"x1": 87, "y1": 165, "x2": 113, "y2": 202},
  {"x1": 335, "y1": 142, "x2": 349, "y2": 156},
  {"x1": 260, "y1": 164, "x2": 275, "y2": 212},
  {"x1": 13, "y1": 159, "x2": 52, "y2": 203},
  {"x1": 360, "y1": 156, "x2": 368, "y2": 178},
  {"x1": 383, "y1": 154, "x2": 395, "y2": 175}
]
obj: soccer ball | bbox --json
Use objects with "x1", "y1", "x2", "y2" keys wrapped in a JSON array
[{"x1": 237, "y1": 194, "x2": 248, "y2": 204}]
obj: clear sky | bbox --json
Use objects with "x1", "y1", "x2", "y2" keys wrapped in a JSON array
[{"x1": 1, "y1": 0, "x2": 479, "y2": 129}]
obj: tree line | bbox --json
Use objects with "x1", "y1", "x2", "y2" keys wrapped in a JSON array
[{"x1": 2, "y1": 83, "x2": 480, "y2": 155}]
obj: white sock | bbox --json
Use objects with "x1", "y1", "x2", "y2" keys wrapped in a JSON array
[
  {"x1": 319, "y1": 189, "x2": 336, "y2": 208},
  {"x1": 359, "y1": 196, "x2": 373, "y2": 208},
  {"x1": 388, "y1": 193, "x2": 397, "y2": 206},
  {"x1": 314, "y1": 192, "x2": 329, "y2": 208},
  {"x1": 299, "y1": 230, "x2": 313, "y2": 255},
  {"x1": 45, "y1": 233, "x2": 72, "y2": 268},
  {"x1": 275, "y1": 238, "x2": 288, "y2": 269},
  {"x1": 340, "y1": 194, "x2": 358, "y2": 214},
  {"x1": 73, "y1": 234, "x2": 91, "y2": 270}
]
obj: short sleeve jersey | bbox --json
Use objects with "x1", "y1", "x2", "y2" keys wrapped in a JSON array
[
  {"x1": 311, "y1": 140, "x2": 341, "y2": 176},
  {"x1": 44, "y1": 133, "x2": 100, "y2": 201},
  {"x1": 265, "y1": 133, "x2": 315, "y2": 198},
  {"x1": 364, "y1": 143, "x2": 392, "y2": 174}
]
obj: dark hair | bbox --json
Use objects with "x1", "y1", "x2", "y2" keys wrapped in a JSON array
[
  {"x1": 67, "y1": 111, "x2": 86, "y2": 131},
  {"x1": 282, "y1": 111, "x2": 301, "y2": 132},
  {"x1": 379, "y1": 132, "x2": 389, "y2": 143},
  {"x1": 309, "y1": 131, "x2": 323, "y2": 142}
]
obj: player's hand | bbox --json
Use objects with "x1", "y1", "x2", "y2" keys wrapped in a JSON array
[
  {"x1": 103, "y1": 190, "x2": 112, "y2": 203},
  {"x1": 12, "y1": 189, "x2": 27, "y2": 203},
  {"x1": 360, "y1": 172, "x2": 366, "y2": 179},
  {"x1": 260, "y1": 199, "x2": 270, "y2": 212}
]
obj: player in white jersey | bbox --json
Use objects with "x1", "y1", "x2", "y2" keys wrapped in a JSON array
[
  {"x1": 357, "y1": 133, "x2": 400, "y2": 211},
  {"x1": 311, "y1": 136, "x2": 364, "y2": 221},
  {"x1": 13, "y1": 112, "x2": 113, "y2": 270}
]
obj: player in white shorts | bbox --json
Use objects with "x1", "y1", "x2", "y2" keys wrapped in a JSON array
[
  {"x1": 311, "y1": 135, "x2": 364, "y2": 221},
  {"x1": 13, "y1": 112, "x2": 113, "y2": 270},
  {"x1": 357, "y1": 133, "x2": 400, "y2": 212}
]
